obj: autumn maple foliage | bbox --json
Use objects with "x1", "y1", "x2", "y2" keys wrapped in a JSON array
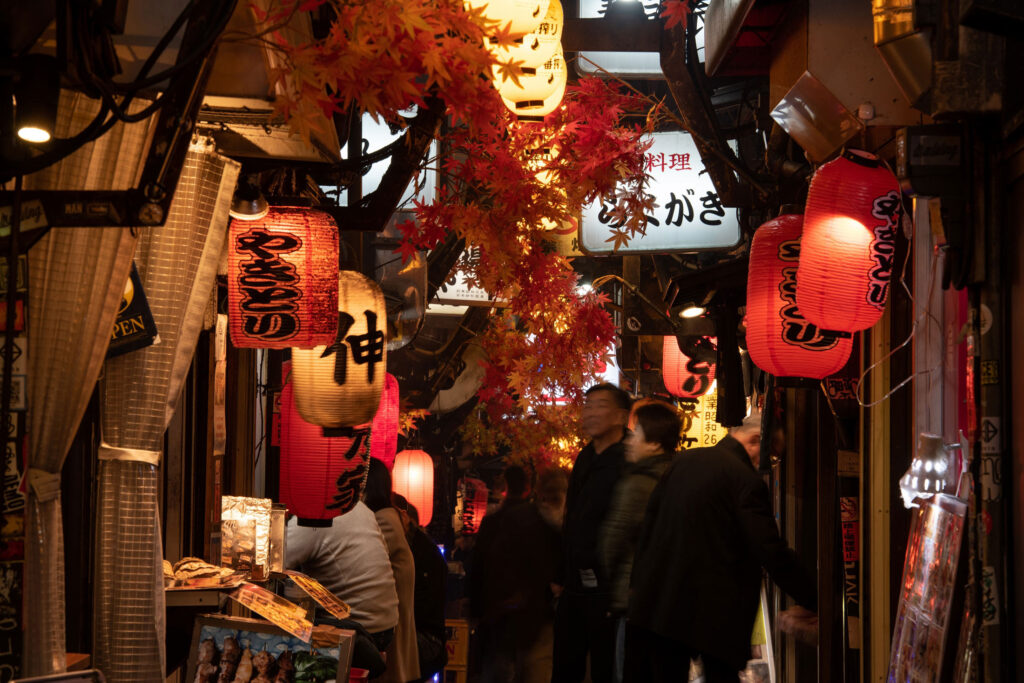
[{"x1": 256, "y1": 0, "x2": 655, "y2": 465}]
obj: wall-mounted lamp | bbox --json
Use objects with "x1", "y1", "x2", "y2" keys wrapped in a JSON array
[
  {"x1": 14, "y1": 54, "x2": 60, "y2": 144},
  {"x1": 229, "y1": 175, "x2": 270, "y2": 221},
  {"x1": 679, "y1": 304, "x2": 706, "y2": 318}
]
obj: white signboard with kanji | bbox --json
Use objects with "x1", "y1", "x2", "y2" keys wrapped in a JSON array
[{"x1": 579, "y1": 130, "x2": 741, "y2": 254}]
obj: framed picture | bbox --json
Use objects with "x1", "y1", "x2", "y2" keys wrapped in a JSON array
[{"x1": 186, "y1": 614, "x2": 354, "y2": 683}]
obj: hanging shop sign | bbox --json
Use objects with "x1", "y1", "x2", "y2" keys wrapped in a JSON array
[
  {"x1": 228, "y1": 207, "x2": 339, "y2": 349},
  {"x1": 580, "y1": 131, "x2": 741, "y2": 253},
  {"x1": 679, "y1": 385, "x2": 729, "y2": 450},
  {"x1": 280, "y1": 365, "x2": 371, "y2": 525},
  {"x1": 107, "y1": 262, "x2": 159, "y2": 358},
  {"x1": 435, "y1": 248, "x2": 497, "y2": 306},
  {"x1": 291, "y1": 271, "x2": 387, "y2": 428},
  {"x1": 797, "y1": 150, "x2": 902, "y2": 333},
  {"x1": 745, "y1": 212, "x2": 853, "y2": 379}
]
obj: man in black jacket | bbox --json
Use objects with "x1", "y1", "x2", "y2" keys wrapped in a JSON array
[
  {"x1": 552, "y1": 383, "x2": 631, "y2": 683},
  {"x1": 627, "y1": 417, "x2": 817, "y2": 682}
]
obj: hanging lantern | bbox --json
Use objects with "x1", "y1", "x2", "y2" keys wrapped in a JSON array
[
  {"x1": 456, "y1": 477, "x2": 489, "y2": 535},
  {"x1": 486, "y1": 0, "x2": 563, "y2": 68},
  {"x1": 291, "y1": 271, "x2": 387, "y2": 427},
  {"x1": 466, "y1": 0, "x2": 551, "y2": 37},
  {"x1": 796, "y1": 150, "x2": 902, "y2": 333},
  {"x1": 498, "y1": 49, "x2": 567, "y2": 120},
  {"x1": 393, "y1": 449, "x2": 434, "y2": 526},
  {"x1": 279, "y1": 365, "x2": 370, "y2": 526},
  {"x1": 370, "y1": 373, "x2": 400, "y2": 470},
  {"x1": 662, "y1": 336, "x2": 717, "y2": 399},
  {"x1": 228, "y1": 207, "x2": 339, "y2": 348},
  {"x1": 746, "y1": 211, "x2": 853, "y2": 379}
]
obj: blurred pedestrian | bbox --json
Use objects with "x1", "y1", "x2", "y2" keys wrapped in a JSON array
[
  {"x1": 552, "y1": 383, "x2": 631, "y2": 683},
  {"x1": 470, "y1": 465, "x2": 560, "y2": 683},
  {"x1": 599, "y1": 401, "x2": 679, "y2": 682}
]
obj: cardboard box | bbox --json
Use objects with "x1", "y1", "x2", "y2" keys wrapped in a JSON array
[{"x1": 444, "y1": 618, "x2": 470, "y2": 668}]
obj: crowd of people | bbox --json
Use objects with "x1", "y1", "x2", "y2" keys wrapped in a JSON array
[
  {"x1": 284, "y1": 382, "x2": 818, "y2": 683},
  {"x1": 467, "y1": 383, "x2": 818, "y2": 683}
]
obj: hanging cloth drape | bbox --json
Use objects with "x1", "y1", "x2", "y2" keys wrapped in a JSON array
[
  {"x1": 93, "y1": 139, "x2": 238, "y2": 682},
  {"x1": 21, "y1": 91, "x2": 155, "y2": 676}
]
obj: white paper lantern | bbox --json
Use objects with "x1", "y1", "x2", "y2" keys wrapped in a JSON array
[
  {"x1": 291, "y1": 271, "x2": 388, "y2": 427},
  {"x1": 466, "y1": 0, "x2": 551, "y2": 37}
]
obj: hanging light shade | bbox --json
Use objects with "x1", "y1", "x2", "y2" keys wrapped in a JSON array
[
  {"x1": 279, "y1": 365, "x2": 370, "y2": 526},
  {"x1": 486, "y1": 0, "x2": 563, "y2": 68},
  {"x1": 796, "y1": 149, "x2": 902, "y2": 333},
  {"x1": 498, "y1": 49, "x2": 567, "y2": 120},
  {"x1": 291, "y1": 271, "x2": 387, "y2": 427},
  {"x1": 457, "y1": 477, "x2": 489, "y2": 535},
  {"x1": 662, "y1": 336, "x2": 717, "y2": 399},
  {"x1": 370, "y1": 373, "x2": 400, "y2": 470},
  {"x1": 466, "y1": 0, "x2": 551, "y2": 37},
  {"x1": 393, "y1": 449, "x2": 434, "y2": 526},
  {"x1": 746, "y1": 211, "x2": 853, "y2": 379},
  {"x1": 228, "y1": 206, "x2": 339, "y2": 348}
]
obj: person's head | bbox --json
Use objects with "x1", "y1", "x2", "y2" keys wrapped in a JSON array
[
  {"x1": 503, "y1": 465, "x2": 529, "y2": 501},
  {"x1": 729, "y1": 410, "x2": 762, "y2": 467},
  {"x1": 362, "y1": 457, "x2": 393, "y2": 512},
  {"x1": 407, "y1": 503, "x2": 420, "y2": 527},
  {"x1": 625, "y1": 401, "x2": 681, "y2": 463},
  {"x1": 582, "y1": 383, "x2": 631, "y2": 442}
]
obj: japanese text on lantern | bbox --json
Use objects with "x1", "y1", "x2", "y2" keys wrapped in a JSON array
[
  {"x1": 235, "y1": 229, "x2": 303, "y2": 342},
  {"x1": 322, "y1": 311, "x2": 384, "y2": 385}
]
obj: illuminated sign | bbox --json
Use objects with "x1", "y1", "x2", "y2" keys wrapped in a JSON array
[{"x1": 580, "y1": 131, "x2": 741, "y2": 253}]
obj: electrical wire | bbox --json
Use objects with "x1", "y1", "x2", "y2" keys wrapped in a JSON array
[{"x1": 853, "y1": 190, "x2": 945, "y2": 408}]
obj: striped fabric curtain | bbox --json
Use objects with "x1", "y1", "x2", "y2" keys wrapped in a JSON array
[
  {"x1": 93, "y1": 138, "x2": 238, "y2": 682},
  {"x1": 21, "y1": 91, "x2": 155, "y2": 677}
]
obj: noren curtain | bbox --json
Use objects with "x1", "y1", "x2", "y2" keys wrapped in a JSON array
[{"x1": 93, "y1": 138, "x2": 238, "y2": 682}]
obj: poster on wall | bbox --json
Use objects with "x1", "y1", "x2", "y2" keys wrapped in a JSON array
[{"x1": 887, "y1": 494, "x2": 967, "y2": 683}]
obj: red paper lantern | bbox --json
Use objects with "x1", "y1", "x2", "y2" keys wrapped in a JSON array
[
  {"x1": 393, "y1": 449, "x2": 434, "y2": 526},
  {"x1": 797, "y1": 150, "x2": 902, "y2": 333},
  {"x1": 662, "y1": 336, "x2": 717, "y2": 398},
  {"x1": 279, "y1": 363, "x2": 369, "y2": 526},
  {"x1": 228, "y1": 207, "x2": 339, "y2": 348},
  {"x1": 458, "y1": 477, "x2": 489, "y2": 535},
  {"x1": 370, "y1": 373, "x2": 400, "y2": 470},
  {"x1": 746, "y1": 212, "x2": 853, "y2": 379}
]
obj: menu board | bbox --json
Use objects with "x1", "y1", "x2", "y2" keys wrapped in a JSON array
[
  {"x1": 229, "y1": 583, "x2": 312, "y2": 642},
  {"x1": 285, "y1": 570, "x2": 352, "y2": 622},
  {"x1": 887, "y1": 494, "x2": 967, "y2": 683}
]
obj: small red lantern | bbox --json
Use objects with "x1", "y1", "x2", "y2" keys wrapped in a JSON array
[
  {"x1": 370, "y1": 373, "x2": 400, "y2": 470},
  {"x1": 746, "y1": 212, "x2": 853, "y2": 379},
  {"x1": 662, "y1": 336, "x2": 717, "y2": 398},
  {"x1": 279, "y1": 363, "x2": 369, "y2": 526},
  {"x1": 393, "y1": 449, "x2": 434, "y2": 526},
  {"x1": 797, "y1": 150, "x2": 902, "y2": 333},
  {"x1": 228, "y1": 207, "x2": 339, "y2": 348},
  {"x1": 457, "y1": 477, "x2": 489, "y2": 535}
]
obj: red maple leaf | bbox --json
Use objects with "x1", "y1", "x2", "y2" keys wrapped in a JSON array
[{"x1": 661, "y1": 0, "x2": 691, "y2": 30}]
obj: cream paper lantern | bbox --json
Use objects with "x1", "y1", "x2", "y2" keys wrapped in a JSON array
[
  {"x1": 466, "y1": 0, "x2": 551, "y2": 37},
  {"x1": 487, "y1": 0, "x2": 563, "y2": 68},
  {"x1": 499, "y1": 49, "x2": 567, "y2": 120},
  {"x1": 291, "y1": 271, "x2": 387, "y2": 427}
]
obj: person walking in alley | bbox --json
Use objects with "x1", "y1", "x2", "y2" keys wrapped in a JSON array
[
  {"x1": 552, "y1": 383, "x2": 631, "y2": 683},
  {"x1": 626, "y1": 412, "x2": 818, "y2": 682},
  {"x1": 599, "y1": 401, "x2": 679, "y2": 682}
]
